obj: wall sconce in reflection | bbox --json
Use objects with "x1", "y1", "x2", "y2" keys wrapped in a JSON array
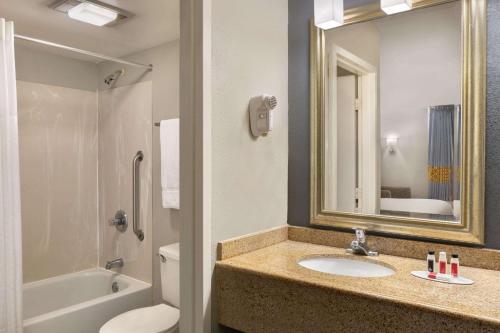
[{"x1": 386, "y1": 136, "x2": 399, "y2": 154}]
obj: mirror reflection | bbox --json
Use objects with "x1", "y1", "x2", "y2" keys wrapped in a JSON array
[{"x1": 323, "y1": 1, "x2": 462, "y2": 222}]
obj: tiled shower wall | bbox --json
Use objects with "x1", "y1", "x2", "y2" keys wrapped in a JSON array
[
  {"x1": 18, "y1": 80, "x2": 99, "y2": 283},
  {"x1": 16, "y1": 43, "x2": 176, "y2": 294},
  {"x1": 98, "y1": 81, "x2": 153, "y2": 283},
  {"x1": 97, "y1": 40, "x2": 180, "y2": 303},
  {"x1": 17, "y1": 79, "x2": 154, "y2": 284}
]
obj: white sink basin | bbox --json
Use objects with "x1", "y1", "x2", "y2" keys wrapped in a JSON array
[{"x1": 298, "y1": 256, "x2": 395, "y2": 278}]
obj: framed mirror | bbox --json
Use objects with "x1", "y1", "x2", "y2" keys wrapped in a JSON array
[{"x1": 310, "y1": 0, "x2": 486, "y2": 244}]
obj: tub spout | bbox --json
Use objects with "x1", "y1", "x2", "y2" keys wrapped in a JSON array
[{"x1": 106, "y1": 258, "x2": 124, "y2": 270}]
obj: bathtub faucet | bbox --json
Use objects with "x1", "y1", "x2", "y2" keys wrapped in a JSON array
[{"x1": 106, "y1": 258, "x2": 124, "y2": 270}]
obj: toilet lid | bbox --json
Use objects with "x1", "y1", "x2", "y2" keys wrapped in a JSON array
[{"x1": 100, "y1": 304, "x2": 179, "y2": 333}]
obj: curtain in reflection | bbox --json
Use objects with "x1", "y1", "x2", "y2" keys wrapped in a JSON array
[
  {"x1": 427, "y1": 105, "x2": 458, "y2": 201},
  {"x1": 0, "y1": 18, "x2": 23, "y2": 333},
  {"x1": 453, "y1": 105, "x2": 461, "y2": 200}
]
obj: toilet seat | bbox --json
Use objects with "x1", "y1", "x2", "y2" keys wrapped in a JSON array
[{"x1": 100, "y1": 304, "x2": 179, "y2": 333}]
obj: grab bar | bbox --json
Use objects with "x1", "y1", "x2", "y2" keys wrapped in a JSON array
[{"x1": 132, "y1": 151, "x2": 145, "y2": 241}]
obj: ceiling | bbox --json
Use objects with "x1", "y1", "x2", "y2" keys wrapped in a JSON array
[{"x1": 1, "y1": 0, "x2": 179, "y2": 61}]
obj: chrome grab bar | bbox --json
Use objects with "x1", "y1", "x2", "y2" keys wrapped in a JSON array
[{"x1": 133, "y1": 151, "x2": 144, "y2": 241}]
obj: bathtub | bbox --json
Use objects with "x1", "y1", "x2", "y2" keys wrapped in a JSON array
[{"x1": 23, "y1": 268, "x2": 152, "y2": 333}]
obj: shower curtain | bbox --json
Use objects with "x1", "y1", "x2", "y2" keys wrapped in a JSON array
[
  {"x1": 0, "y1": 18, "x2": 23, "y2": 333},
  {"x1": 427, "y1": 105, "x2": 457, "y2": 202}
]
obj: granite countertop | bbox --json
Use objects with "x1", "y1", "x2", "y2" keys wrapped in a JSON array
[{"x1": 216, "y1": 240, "x2": 500, "y2": 327}]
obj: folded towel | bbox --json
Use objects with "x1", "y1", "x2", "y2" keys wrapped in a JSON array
[{"x1": 160, "y1": 119, "x2": 179, "y2": 209}]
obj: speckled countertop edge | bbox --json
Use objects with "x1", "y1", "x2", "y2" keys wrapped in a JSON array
[
  {"x1": 217, "y1": 262, "x2": 500, "y2": 327},
  {"x1": 216, "y1": 240, "x2": 500, "y2": 327}
]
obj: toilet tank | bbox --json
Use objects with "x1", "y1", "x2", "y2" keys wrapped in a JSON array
[{"x1": 158, "y1": 243, "x2": 180, "y2": 308}]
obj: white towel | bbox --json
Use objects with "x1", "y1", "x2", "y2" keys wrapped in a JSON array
[{"x1": 160, "y1": 119, "x2": 180, "y2": 209}]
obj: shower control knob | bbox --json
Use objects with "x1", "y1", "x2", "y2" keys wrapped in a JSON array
[{"x1": 109, "y1": 210, "x2": 128, "y2": 233}]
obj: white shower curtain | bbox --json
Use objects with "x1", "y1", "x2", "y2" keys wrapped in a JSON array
[{"x1": 0, "y1": 18, "x2": 23, "y2": 333}]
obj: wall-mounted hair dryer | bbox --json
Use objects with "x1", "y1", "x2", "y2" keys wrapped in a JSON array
[{"x1": 248, "y1": 94, "x2": 278, "y2": 137}]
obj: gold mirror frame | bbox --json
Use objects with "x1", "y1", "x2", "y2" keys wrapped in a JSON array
[{"x1": 310, "y1": 0, "x2": 486, "y2": 244}]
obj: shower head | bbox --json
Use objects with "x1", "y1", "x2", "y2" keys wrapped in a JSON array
[{"x1": 104, "y1": 69, "x2": 125, "y2": 85}]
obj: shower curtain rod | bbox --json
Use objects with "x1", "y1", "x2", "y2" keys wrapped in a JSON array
[{"x1": 14, "y1": 34, "x2": 153, "y2": 71}]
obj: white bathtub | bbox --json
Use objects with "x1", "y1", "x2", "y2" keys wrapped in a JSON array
[{"x1": 23, "y1": 268, "x2": 152, "y2": 333}]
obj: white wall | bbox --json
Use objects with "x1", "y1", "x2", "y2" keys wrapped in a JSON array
[
  {"x1": 379, "y1": 2, "x2": 461, "y2": 198},
  {"x1": 211, "y1": 0, "x2": 288, "y2": 329}
]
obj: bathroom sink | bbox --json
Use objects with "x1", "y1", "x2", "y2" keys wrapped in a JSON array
[{"x1": 298, "y1": 256, "x2": 395, "y2": 278}]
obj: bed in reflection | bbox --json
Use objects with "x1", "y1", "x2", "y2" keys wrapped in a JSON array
[
  {"x1": 379, "y1": 186, "x2": 460, "y2": 222},
  {"x1": 380, "y1": 198, "x2": 460, "y2": 222},
  {"x1": 381, "y1": 197, "x2": 452, "y2": 215}
]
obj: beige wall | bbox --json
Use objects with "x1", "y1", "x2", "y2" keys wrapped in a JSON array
[
  {"x1": 15, "y1": 44, "x2": 98, "y2": 91},
  {"x1": 18, "y1": 80, "x2": 98, "y2": 283},
  {"x1": 211, "y1": 0, "x2": 288, "y2": 330},
  {"x1": 326, "y1": 21, "x2": 380, "y2": 69},
  {"x1": 149, "y1": 42, "x2": 180, "y2": 304},
  {"x1": 98, "y1": 40, "x2": 180, "y2": 303},
  {"x1": 211, "y1": 0, "x2": 289, "y2": 247},
  {"x1": 98, "y1": 81, "x2": 153, "y2": 284}
]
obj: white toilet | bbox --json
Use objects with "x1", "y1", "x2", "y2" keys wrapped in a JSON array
[{"x1": 100, "y1": 243, "x2": 180, "y2": 333}]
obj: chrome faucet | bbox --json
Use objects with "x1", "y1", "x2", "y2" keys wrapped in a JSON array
[
  {"x1": 106, "y1": 258, "x2": 124, "y2": 270},
  {"x1": 346, "y1": 228, "x2": 378, "y2": 256}
]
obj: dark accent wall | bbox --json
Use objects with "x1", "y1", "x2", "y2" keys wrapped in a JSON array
[
  {"x1": 288, "y1": 0, "x2": 500, "y2": 249},
  {"x1": 288, "y1": 0, "x2": 313, "y2": 230},
  {"x1": 485, "y1": 1, "x2": 500, "y2": 249}
]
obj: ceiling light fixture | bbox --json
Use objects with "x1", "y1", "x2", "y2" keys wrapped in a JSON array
[
  {"x1": 314, "y1": 0, "x2": 344, "y2": 30},
  {"x1": 50, "y1": 0, "x2": 133, "y2": 27},
  {"x1": 381, "y1": 0, "x2": 413, "y2": 15},
  {"x1": 68, "y1": 3, "x2": 118, "y2": 26}
]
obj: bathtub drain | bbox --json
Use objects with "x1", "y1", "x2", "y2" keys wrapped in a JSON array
[{"x1": 112, "y1": 281, "x2": 119, "y2": 293}]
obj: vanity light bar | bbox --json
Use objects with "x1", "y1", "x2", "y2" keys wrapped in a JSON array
[
  {"x1": 381, "y1": 0, "x2": 413, "y2": 15},
  {"x1": 314, "y1": 0, "x2": 414, "y2": 30},
  {"x1": 314, "y1": 0, "x2": 344, "y2": 30}
]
